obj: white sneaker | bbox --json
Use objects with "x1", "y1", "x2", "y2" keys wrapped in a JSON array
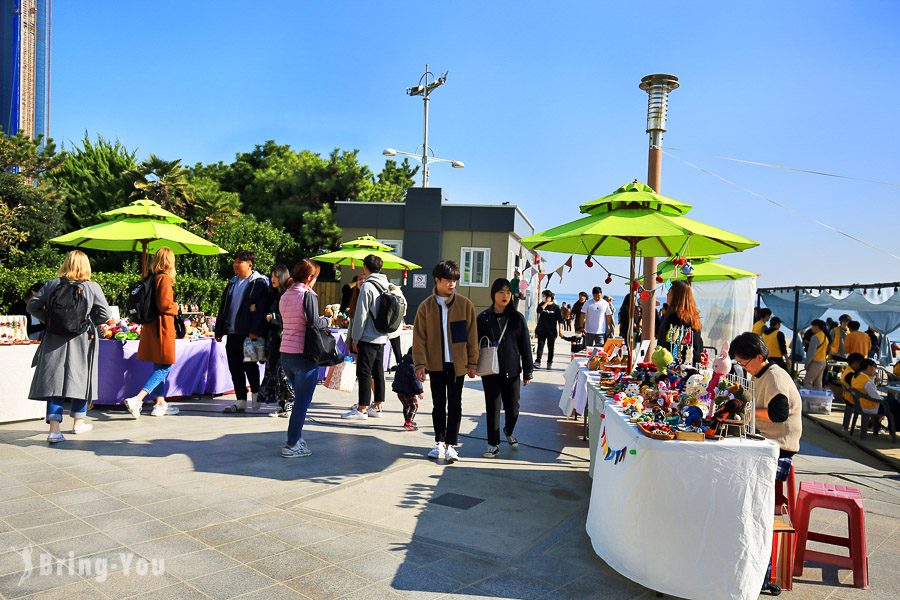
[
  {"x1": 445, "y1": 445, "x2": 459, "y2": 463},
  {"x1": 506, "y1": 434, "x2": 519, "y2": 450},
  {"x1": 341, "y1": 407, "x2": 369, "y2": 420},
  {"x1": 250, "y1": 392, "x2": 260, "y2": 412},
  {"x1": 483, "y1": 445, "x2": 500, "y2": 458},
  {"x1": 47, "y1": 432, "x2": 65, "y2": 443},
  {"x1": 367, "y1": 406, "x2": 383, "y2": 418},
  {"x1": 281, "y1": 440, "x2": 312, "y2": 458},
  {"x1": 151, "y1": 403, "x2": 179, "y2": 417},
  {"x1": 427, "y1": 442, "x2": 445, "y2": 460},
  {"x1": 71, "y1": 423, "x2": 93, "y2": 435},
  {"x1": 124, "y1": 396, "x2": 142, "y2": 419}
]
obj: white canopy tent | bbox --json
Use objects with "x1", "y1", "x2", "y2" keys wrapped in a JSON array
[
  {"x1": 694, "y1": 277, "x2": 758, "y2": 354},
  {"x1": 759, "y1": 282, "x2": 900, "y2": 365}
]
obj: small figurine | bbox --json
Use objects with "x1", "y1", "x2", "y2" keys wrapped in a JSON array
[{"x1": 706, "y1": 342, "x2": 732, "y2": 415}]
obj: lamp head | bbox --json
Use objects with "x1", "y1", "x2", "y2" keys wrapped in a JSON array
[
  {"x1": 450, "y1": 160, "x2": 465, "y2": 169},
  {"x1": 382, "y1": 149, "x2": 398, "y2": 157}
]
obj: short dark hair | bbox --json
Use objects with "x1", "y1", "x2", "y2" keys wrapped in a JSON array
[
  {"x1": 848, "y1": 320, "x2": 861, "y2": 331},
  {"x1": 759, "y1": 308, "x2": 772, "y2": 319},
  {"x1": 811, "y1": 319, "x2": 826, "y2": 330},
  {"x1": 859, "y1": 358, "x2": 876, "y2": 370},
  {"x1": 730, "y1": 332, "x2": 768, "y2": 360},
  {"x1": 29, "y1": 282, "x2": 43, "y2": 294},
  {"x1": 846, "y1": 353, "x2": 865, "y2": 367},
  {"x1": 490, "y1": 278, "x2": 514, "y2": 314},
  {"x1": 592, "y1": 286, "x2": 602, "y2": 295},
  {"x1": 578, "y1": 291, "x2": 588, "y2": 298},
  {"x1": 432, "y1": 260, "x2": 460, "y2": 282},
  {"x1": 839, "y1": 314, "x2": 851, "y2": 324},
  {"x1": 234, "y1": 250, "x2": 256, "y2": 264},
  {"x1": 542, "y1": 289, "x2": 554, "y2": 299},
  {"x1": 363, "y1": 254, "x2": 383, "y2": 273}
]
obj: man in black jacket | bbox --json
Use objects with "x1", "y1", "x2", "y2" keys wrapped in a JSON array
[{"x1": 215, "y1": 250, "x2": 270, "y2": 413}]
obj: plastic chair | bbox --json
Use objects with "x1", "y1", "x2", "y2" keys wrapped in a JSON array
[
  {"x1": 774, "y1": 463, "x2": 797, "y2": 518},
  {"x1": 792, "y1": 481, "x2": 868, "y2": 589},
  {"x1": 847, "y1": 388, "x2": 897, "y2": 442}
]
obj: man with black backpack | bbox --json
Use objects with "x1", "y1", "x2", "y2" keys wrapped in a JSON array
[{"x1": 342, "y1": 254, "x2": 395, "y2": 421}]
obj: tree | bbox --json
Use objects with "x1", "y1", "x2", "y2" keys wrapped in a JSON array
[
  {"x1": 185, "y1": 176, "x2": 242, "y2": 234},
  {"x1": 127, "y1": 154, "x2": 192, "y2": 214},
  {"x1": 0, "y1": 132, "x2": 65, "y2": 264},
  {"x1": 50, "y1": 133, "x2": 138, "y2": 230}
]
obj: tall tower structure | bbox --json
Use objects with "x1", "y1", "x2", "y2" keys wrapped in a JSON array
[{"x1": 1, "y1": 0, "x2": 51, "y2": 139}]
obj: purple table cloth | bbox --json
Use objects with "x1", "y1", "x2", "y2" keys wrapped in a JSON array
[{"x1": 96, "y1": 338, "x2": 236, "y2": 404}]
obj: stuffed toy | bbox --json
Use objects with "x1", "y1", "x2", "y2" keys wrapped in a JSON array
[
  {"x1": 706, "y1": 343, "x2": 732, "y2": 413},
  {"x1": 682, "y1": 403, "x2": 704, "y2": 428},
  {"x1": 651, "y1": 345, "x2": 674, "y2": 373},
  {"x1": 709, "y1": 384, "x2": 748, "y2": 436}
]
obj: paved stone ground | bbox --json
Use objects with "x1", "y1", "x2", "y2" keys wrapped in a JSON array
[{"x1": 1, "y1": 339, "x2": 898, "y2": 599}]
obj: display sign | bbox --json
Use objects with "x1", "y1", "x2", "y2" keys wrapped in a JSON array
[{"x1": 413, "y1": 274, "x2": 427, "y2": 288}]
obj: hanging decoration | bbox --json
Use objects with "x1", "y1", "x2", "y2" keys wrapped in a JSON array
[
  {"x1": 599, "y1": 421, "x2": 635, "y2": 465},
  {"x1": 585, "y1": 255, "x2": 594, "y2": 267},
  {"x1": 403, "y1": 269, "x2": 409, "y2": 286},
  {"x1": 564, "y1": 256, "x2": 574, "y2": 271}
]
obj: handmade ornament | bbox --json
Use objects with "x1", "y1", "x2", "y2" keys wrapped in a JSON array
[
  {"x1": 651, "y1": 345, "x2": 674, "y2": 373},
  {"x1": 605, "y1": 275, "x2": 612, "y2": 284},
  {"x1": 600, "y1": 425, "x2": 632, "y2": 464},
  {"x1": 706, "y1": 343, "x2": 732, "y2": 414},
  {"x1": 585, "y1": 256, "x2": 593, "y2": 267}
]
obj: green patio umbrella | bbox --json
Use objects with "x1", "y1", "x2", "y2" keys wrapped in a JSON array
[
  {"x1": 658, "y1": 255, "x2": 757, "y2": 282},
  {"x1": 522, "y1": 181, "x2": 759, "y2": 367},
  {"x1": 339, "y1": 235, "x2": 395, "y2": 252},
  {"x1": 313, "y1": 247, "x2": 421, "y2": 271},
  {"x1": 50, "y1": 200, "x2": 227, "y2": 274}
]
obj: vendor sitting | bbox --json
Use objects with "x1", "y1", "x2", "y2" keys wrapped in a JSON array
[
  {"x1": 838, "y1": 353, "x2": 866, "y2": 406},
  {"x1": 730, "y1": 333, "x2": 802, "y2": 460},
  {"x1": 847, "y1": 359, "x2": 883, "y2": 415}
]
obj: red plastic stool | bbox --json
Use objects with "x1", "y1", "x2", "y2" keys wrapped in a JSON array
[
  {"x1": 774, "y1": 463, "x2": 797, "y2": 518},
  {"x1": 792, "y1": 481, "x2": 868, "y2": 588}
]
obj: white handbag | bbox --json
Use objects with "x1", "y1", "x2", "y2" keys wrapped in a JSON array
[{"x1": 476, "y1": 319, "x2": 508, "y2": 376}]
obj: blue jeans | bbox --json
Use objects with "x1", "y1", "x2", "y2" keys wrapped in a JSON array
[
  {"x1": 142, "y1": 364, "x2": 172, "y2": 398},
  {"x1": 281, "y1": 353, "x2": 319, "y2": 447},
  {"x1": 46, "y1": 397, "x2": 88, "y2": 423}
]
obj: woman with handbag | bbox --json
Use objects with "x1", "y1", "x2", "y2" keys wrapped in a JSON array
[
  {"x1": 279, "y1": 259, "x2": 330, "y2": 458},
  {"x1": 476, "y1": 278, "x2": 534, "y2": 458},
  {"x1": 124, "y1": 248, "x2": 180, "y2": 418}
]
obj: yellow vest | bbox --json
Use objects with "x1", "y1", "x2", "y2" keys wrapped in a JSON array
[
  {"x1": 850, "y1": 372, "x2": 879, "y2": 412},
  {"x1": 752, "y1": 320, "x2": 765, "y2": 335},
  {"x1": 812, "y1": 331, "x2": 828, "y2": 362},
  {"x1": 840, "y1": 366, "x2": 855, "y2": 404},
  {"x1": 762, "y1": 330, "x2": 783, "y2": 358},
  {"x1": 894, "y1": 362, "x2": 900, "y2": 377},
  {"x1": 831, "y1": 327, "x2": 847, "y2": 354}
]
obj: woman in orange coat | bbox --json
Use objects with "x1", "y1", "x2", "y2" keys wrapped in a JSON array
[{"x1": 124, "y1": 248, "x2": 180, "y2": 418}]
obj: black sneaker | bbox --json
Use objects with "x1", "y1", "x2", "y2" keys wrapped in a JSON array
[{"x1": 761, "y1": 581, "x2": 782, "y2": 596}]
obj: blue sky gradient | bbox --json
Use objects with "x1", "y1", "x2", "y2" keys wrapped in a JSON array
[{"x1": 50, "y1": 1, "x2": 900, "y2": 292}]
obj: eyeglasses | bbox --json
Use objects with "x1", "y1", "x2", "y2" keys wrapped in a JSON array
[{"x1": 736, "y1": 356, "x2": 756, "y2": 369}]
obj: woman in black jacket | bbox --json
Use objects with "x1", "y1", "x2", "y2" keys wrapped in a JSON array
[
  {"x1": 477, "y1": 278, "x2": 534, "y2": 458},
  {"x1": 656, "y1": 280, "x2": 704, "y2": 364},
  {"x1": 535, "y1": 289, "x2": 564, "y2": 369}
]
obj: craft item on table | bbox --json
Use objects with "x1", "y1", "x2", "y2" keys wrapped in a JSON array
[
  {"x1": 599, "y1": 422, "x2": 634, "y2": 464},
  {"x1": 637, "y1": 420, "x2": 675, "y2": 440},
  {"x1": 681, "y1": 399, "x2": 704, "y2": 428},
  {"x1": 708, "y1": 384, "x2": 748, "y2": 437},
  {"x1": 682, "y1": 373, "x2": 706, "y2": 396},
  {"x1": 588, "y1": 351, "x2": 608, "y2": 371},
  {"x1": 651, "y1": 345, "x2": 674, "y2": 373},
  {"x1": 706, "y1": 343, "x2": 732, "y2": 415}
]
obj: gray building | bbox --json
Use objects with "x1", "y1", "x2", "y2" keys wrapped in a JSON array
[{"x1": 335, "y1": 187, "x2": 537, "y2": 317}]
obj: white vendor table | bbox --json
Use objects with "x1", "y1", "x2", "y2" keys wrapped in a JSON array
[
  {"x1": 559, "y1": 358, "x2": 599, "y2": 416},
  {"x1": 585, "y1": 383, "x2": 779, "y2": 600},
  {"x1": 0, "y1": 344, "x2": 45, "y2": 423}
]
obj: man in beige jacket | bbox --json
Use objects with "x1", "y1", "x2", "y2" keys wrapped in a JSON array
[{"x1": 412, "y1": 260, "x2": 479, "y2": 462}]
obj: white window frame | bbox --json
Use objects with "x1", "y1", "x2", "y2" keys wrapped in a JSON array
[
  {"x1": 378, "y1": 239, "x2": 403, "y2": 257},
  {"x1": 460, "y1": 247, "x2": 491, "y2": 287}
]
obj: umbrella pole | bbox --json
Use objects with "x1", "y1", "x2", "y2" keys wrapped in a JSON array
[
  {"x1": 141, "y1": 240, "x2": 148, "y2": 277},
  {"x1": 627, "y1": 239, "x2": 636, "y2": 372}
]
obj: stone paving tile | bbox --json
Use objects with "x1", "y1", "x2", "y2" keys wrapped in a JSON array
[
  {"x1": 468, "y1": 570, "x2": 562, "y2": 600},
  {"x1": 27, "y1": 476, "x2": 90, "y2": 496},
  {"x1": 135, "y1": 498, "x2": 198, "y2": 520},
  {"x1": 127, "y1": 581, "x2": 211, "y2": 599},
  {"x1": 116, "y1": 486, "x2": 182, "y2": 507},
  {"x1": 0, "y1": 562, "x2": 84, "y2": 599},
  {"x1": 0, "y1": 486, "x2": 37, "y2": 504},
  {"x1": 188, "y1": 565, "x2": 279, "y2": 599},
  {"x1": 16, "y1": 579, "x2": 106, "y2": 599},
  {"x1": 161, "y1": 508, "x2": 229, "y2": 532},
  {"x1": 108, "y1": 519, "x2": 181, "y2": 546},
  {"x1": 40, "y1": 531, "x2": 121, "y2": 560},
  {"x1": 268, "y1": 521, "x2": 344, "y2": 548},
  {"x1": 423, "y1": 551, "x2": 503, "y2": 585},
  {"x1": 284, "y1": 564, "x2": 371, "y2": 600},
  {"x1": 42, "y1": 486, "x2": 115, "y2": 507},
  {"x1": 3, "y1": 507, "x2": 74, "y2": 531},
  {"x1": 217, "y1": 533, "x2": 295, "y2": 562},
  {"x1": 0, "y1": 497, "x2": 56, "y2": 519},
  {"x1": 186, "y1": 521, "x2": 259, "y2": 547},
  {"x1": 21, "y1": 519, "x2": 97, "y2": 546},
  {"x1": 89, "y1": 570, "x2": 182, "y2": 599},
  {"x1": 339, "y1": 549, "x2": 405, "y2": 582},
  {"x1": 84, "y1": 508, "x2": 154, "y2": 532},
  {"x1": 302, "y1": 531, "x2": 393, "y2": 564},
  {"x1": 238, "y1": 509, "x2": 309, "y2": 533},
  {"x1": 0, "y1": 549, "x2": 29, "y2": 578},
  {"x1": 66, "y1": 496, "x2": 131, "y2": 518},
  {"x1": 389, "y1": 564, "x2": 466, "y2": 599},
  {"x1": 162, "y1": 547, "x2": 243, "y2": 581},
  {"x1": 247, "y1": 548, "x2": 328, "y2": 582},
  {"x1": 130, "y1": 533, "x2": 210, "y2": 561},
  {"x1": 542, "y1": 572, "x2": 649, "y2": 600},
  {"x1": 233, "y1": 583, "x2": 311, "y2": 599},
  {"x1": 339, "y1": 582, "x2": 406, "y2": 599}
]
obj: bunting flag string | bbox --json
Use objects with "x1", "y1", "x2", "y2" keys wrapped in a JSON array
[
  {"x1": 564, "y1": 256, "x2": 573, "y2": 271},
  {"x1": 599, "y1": 425, "x2": 630, "y2": 465}
]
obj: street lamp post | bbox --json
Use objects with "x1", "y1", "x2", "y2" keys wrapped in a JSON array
[
  {"x1": 639, "y1": 73, "x2": 679, "y2": 355},
  {"x1": 384, "y1": 64, "x2": 464, "y2": 187}
]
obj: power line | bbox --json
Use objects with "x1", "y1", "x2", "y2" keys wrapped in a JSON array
[{"x1": 664, "y1": 150, "x2": 900, "y2": 262}]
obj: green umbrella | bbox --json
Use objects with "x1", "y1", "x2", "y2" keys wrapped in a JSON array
[
  {"x1": 313, "y1": 247, "x2": 421, "y2": 271},
  {"x1": 51, "y1": 200, "x2": 227, "y2": 274},
  {"x1": 522, "y1": 182, "x2": 759, "y2": 368},
  {"x1": 658, "y1": 256, "x2": 757, "y2": 281},
  {"x1": 340, "y1": 235, "x2": 395, "y2": 252},
  {"x1": 578, "y1": 181, "x2": 692, "y2": 216}
]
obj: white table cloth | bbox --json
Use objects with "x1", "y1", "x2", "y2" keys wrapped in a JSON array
[
  {"x1": 0, "y1": 345, "x2": 45, "y2": 423},
  {"x1": 586, "y1": 384, "x2": 779, "y2": 600},
  {"x1": 559, "y1": 359, "x2": 587, "y2": 415}
]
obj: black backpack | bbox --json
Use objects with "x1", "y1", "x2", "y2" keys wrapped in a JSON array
[
  {"x1": 126, "y1": 276, "x2": 158, "y2": 324},
  {"x1": 45, "y1": 279, "x2": 91, "y2": 337},
  {"x1": 369, "y1": 280, "x2": 405, "y2": 334}
]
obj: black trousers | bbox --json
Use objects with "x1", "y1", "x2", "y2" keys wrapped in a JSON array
[
  {"x1": 356, "y1": 341, "x2": 385, "y2": 407},
  {"x1": 482, "y1": 375, "x2": 520, "y2": 446},
  {"x1": 389, "y1": 336, "x2": 403, "y2": 366},
  {"x1": 429, "y1": 363, "x2": 465, "y2": 446},
  {"x1": 225, "y1": 334, "x2": 260, "y2": 400},
  {"x1": 536, "y1": 334, "x2": 556, "y2": 366}
]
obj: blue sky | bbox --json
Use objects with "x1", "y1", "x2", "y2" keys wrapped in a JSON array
[{"x1": 50, "y1": 1, "x2": 900, "y2": 293}]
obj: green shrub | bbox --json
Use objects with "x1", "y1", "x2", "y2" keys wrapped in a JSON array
[{"x1": 0, "y1": 267, "x2": 228, "y2": 315}]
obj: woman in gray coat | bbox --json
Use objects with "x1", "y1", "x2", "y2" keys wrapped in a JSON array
[{"x1": 27, "y1": 250, "x2": 111, "y2": 443}]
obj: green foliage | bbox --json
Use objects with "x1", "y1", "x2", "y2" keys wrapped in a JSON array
[
  {"x1": 0, "y1": 132, "x2": 65, "y2": 264},
  {"x1": 126, "y1": 154, "x2": 192, "y2": 214},
  {"x1": 50, "y1": 133, "x2": 138, "y2": 230},
  {"x1": 184, "y1": 176, "x2": 242, "y2": 234},
  {"x1": 0, "y1": 266, "x2": 228, "y2": 315}
]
